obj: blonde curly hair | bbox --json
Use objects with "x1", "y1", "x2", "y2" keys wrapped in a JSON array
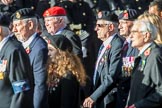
[{"x1": 47, "y1": 48, "x2": 87, "y2": 86}]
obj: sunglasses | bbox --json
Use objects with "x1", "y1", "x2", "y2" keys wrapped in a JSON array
[{"x1": 96, "y1": 24, "x2": 108, "y2": 27}]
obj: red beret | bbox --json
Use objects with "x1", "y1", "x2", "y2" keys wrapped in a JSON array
[{"x1": 43, "y1": 6, "x2": 66, "y2": 17}]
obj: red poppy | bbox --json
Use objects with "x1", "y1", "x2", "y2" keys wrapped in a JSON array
[
  {"x1": 144, "y1": 48, "x2": 151, "y2": 56},
  {"x1": 25, "y1": 46, "x2": 31, "y2": 54},
  {"x1": 106, "y1": 44, "x2": 111, "y2": 49}
]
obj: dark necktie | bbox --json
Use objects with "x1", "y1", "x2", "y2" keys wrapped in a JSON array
[
  {"x1": 97, "y1": 44, "x2": 104, "y2": 57},
  {"x1": 121, "y1": 41, "x2": 128, "y2": 56}
]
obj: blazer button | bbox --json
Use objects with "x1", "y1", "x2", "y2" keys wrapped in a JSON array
[
  {"x1": 116, "y1": 83, "x2": 119, "y2": 86},
  {"x1": 121, "y1": 87, "x2": 124, "y2": 90},
  {"x1": 123, "y1": 99, "x2": 126, "y2": 102}
]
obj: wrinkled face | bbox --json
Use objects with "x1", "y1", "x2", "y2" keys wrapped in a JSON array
[
  {"x1": 129, "y1": 23, "x2": 145, "y2": 50},
  {"x1": 95, "y1": 20, "x2": 111, "y2": 41},
  {"x1": 118, "y1": 19, "x2": 133, "y2": 38},
  {"x1": 12, "y1": 20, "x2": 30, "y2": 42},
  {"x1": 44, "y1": 17, "x2": 62, "y2": 35}
]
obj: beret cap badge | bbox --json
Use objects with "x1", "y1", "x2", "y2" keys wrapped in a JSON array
[
  {"x1": 16, "y1": 12, "x2": 21, "y2": 19},
  {"x1": 97, "y1": 11, "x2": 102, "y2": 19},
  {"x1": 45, "y1": 11, "x2": 50, "y2": 17},
  {"x1": 123, "y1": 11, "x2": 128, "y2": 19}
]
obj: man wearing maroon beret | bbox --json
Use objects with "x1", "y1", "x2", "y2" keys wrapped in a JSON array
[{"x1": 43, "y1": 6, "x2": 83, "y2": 59}]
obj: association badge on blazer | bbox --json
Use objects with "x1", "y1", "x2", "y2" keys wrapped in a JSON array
[
  {"x1": 0, "y1": 59, "x2": 7, "y2": 79},
  {"x1": 99, "y1": 44, "x2": 111, "y2": 65},
  {"x1": 138, "y1": 48, "x2": 151, "y2": 72},
  {"x1": 16, "y1": 12, "x2": 21, "y2": 19}
]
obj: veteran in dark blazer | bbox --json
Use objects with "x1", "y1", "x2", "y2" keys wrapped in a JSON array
[
  {"x1": 83, "y1": 11, "x2": 124, "y2": 108},
  {"x1": 12, "y1": 8, "x2": 48, "y2": 108},
  {"x1": 43, "y1": 6, "x2": 83, "y2": 60},
  {"x1": 126, "y1": 20, "x2": 162, "y2": 108},
  {"x1": 116, "y1": 9, "x2": 139, "y2": 108},
  {"x1": 0, "y1": 12, "x2": 34, "y2": 108}
]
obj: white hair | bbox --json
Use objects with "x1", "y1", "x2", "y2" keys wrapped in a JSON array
[
  {"x1": 22, "y1": 17, "x2": 38, "y2": 31},
  {"x1": 53, "y1": 16, "x2": 70, "y2": 25},
  {"x1": 134, "y1": 20, "x2": 157, "y2": 40}
]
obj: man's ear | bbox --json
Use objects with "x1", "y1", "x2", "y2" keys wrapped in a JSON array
[
  {"x1": 58, "y1": 18, "x2": 63, "y2": 24},
  {"x1": 144, "y1": 32, "x2": 151, "y2": 42},
  {"x1": 28, "y1": 20, "x2": 34, "y2": 30},
  {"x1": 108, "y1": 24, "x2": 114, "y2": 31}
]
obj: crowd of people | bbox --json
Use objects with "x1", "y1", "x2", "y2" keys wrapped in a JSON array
[{"x1": 0, "y1": 0, "x2": 162, "y2": 108}]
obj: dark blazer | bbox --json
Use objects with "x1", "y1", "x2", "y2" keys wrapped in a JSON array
[
  {"x1": 90, "y1": 34, "x2": 124, "y2": 108},
  {"x1": 0, "y1": 36, "x2": 34, "y2": 108},
  {"x1": 48, "y1": 72, "x2": 80, "y2": 108},
  {"x1": 128, "y1": 42, "x2": 162, "y2": 108},
  {"x1": 116, "y1": 42, "x2": 138, "y2": 108},
  {"x1": 27, "y1": 33, "x2": 48, "y2": 108}
]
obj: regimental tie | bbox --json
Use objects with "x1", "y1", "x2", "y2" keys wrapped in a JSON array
[
  {"x1": 121, "y1": 41, "x2": 129, "y2": 56},
  {"x1": 93, "y1": 44, "x2": 104, "y2": 85}
]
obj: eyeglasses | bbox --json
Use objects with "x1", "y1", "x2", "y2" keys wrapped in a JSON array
[{"x1": 131, "y1": 30, "x2": 145, "y2": 34}]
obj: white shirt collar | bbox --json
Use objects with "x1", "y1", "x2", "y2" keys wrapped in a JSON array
[
  {"x1": 138, "y1": 42, "x2": 152, "y2": 56},
  {"x1": 55, "y1": 27, "x2": 66, "y2": 35},
  {"x1": 22, "y1": 33, "x2": 37, "y2": 48},
  {"x1": 126, "y1": 37, "x2": 131, "y2": 44},
  {"x1": 103, "y1": 33, "x2": 116, "y2": 47}
]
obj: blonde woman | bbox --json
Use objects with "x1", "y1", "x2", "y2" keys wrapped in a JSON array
[
  {"x1": 138, "y1": 12, "x2": 162, "y2": 46},
  {"x1": 46, "y1": 34, "x2": 87, "y2": 108}
]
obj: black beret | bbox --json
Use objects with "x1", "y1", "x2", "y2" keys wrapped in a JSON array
[
  {"x1": 11, "y1": 8, "x2": 36, "y2": 20},
  {"x1": 118, "y1": 9, "x2": 139, "y2": 20},
  {"x1": 0, "y1": 12, "x2": 11, "y2": 27},
  {"x1": 47, "y1": 34, "x2": 73, "y2": 52},
  {"x1": 96, "y1": 11, "x2": 118, "y2": 22}
]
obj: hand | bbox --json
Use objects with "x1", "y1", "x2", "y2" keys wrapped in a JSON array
[
  {"x1": 1, "y1": 0, "x2": 13, "y2": 5},
  {"x1": 128, "y1": 104, "x2": 136, "y2": 108},
  {"x1": 83, "y1": 97, "x2": 94, "y2": 108}
]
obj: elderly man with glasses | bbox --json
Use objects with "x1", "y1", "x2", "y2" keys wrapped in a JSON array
[
  {"x1": 126, "y1": 20, "x2": 162, "y2": 108},
  {"x1": 83, "y1": 11, "x2": 124, "y2": 108}
]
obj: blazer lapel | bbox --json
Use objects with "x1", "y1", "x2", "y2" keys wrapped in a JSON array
[
  {"x1": 133, "y1": 42, "x2": 157, "y2": 74},
  {"x1": 94, "y1": 36, "x2": 117, "y2": 86},
  {"x1": 28, "y1": 33, "x2": 39, "y2": 52}
]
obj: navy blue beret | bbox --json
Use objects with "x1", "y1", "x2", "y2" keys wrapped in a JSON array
[
  {"x1": 47, "y1": 34, "x2": 73, "y2": 52},
  {"x1": 118, "y1": 9, "x2": 139, "y2": 20},
  {"x1": 97, "y1": 11, "x2": 118, "y2": 22},
  {"x1": 11, "y1": 8, "x2": 36, "y2": 20},
  {"x1": 0, "y1": 12, "x2": 11, "y2": 27}
]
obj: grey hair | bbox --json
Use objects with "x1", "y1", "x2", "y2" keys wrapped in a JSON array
[
  {"x1": 22, "y1": 17, "x2": 38, "y2": 31},
  {"x1": 53, "y1": 16, "x2": 70, "y2": 25},
  {"x1": 112, "y1": 22, "x2": 119, "y2": 33},
  {"x1": 134, "y1": 20, "x2": 157, "y2": 40},
  {"x1": 104, "y1": 20, "x2": 119, "y2": 32}
]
